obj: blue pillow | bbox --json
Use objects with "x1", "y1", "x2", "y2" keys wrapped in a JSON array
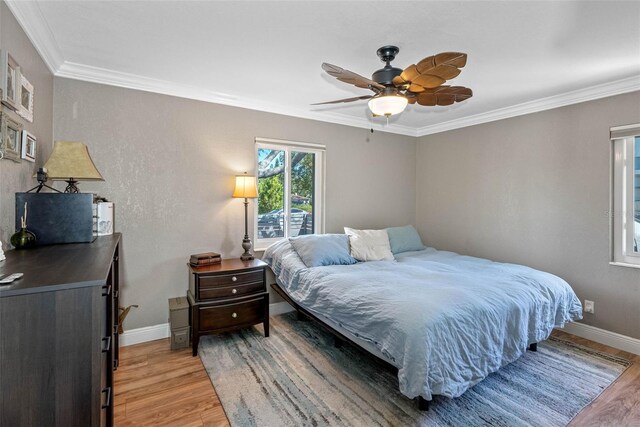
[
  {"x1": 289, "y1": 234, "x2": 357, "y2": 268},
  {"x1": 386, "y1": 225, "x2": 426, "y2": 254}
]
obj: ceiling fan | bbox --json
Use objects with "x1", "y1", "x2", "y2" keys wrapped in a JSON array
[{"x1": 314, "y1": 46, "x2": 472, "y2": 117}]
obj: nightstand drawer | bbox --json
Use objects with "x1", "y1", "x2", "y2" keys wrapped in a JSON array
[
  {"x1": 199, "y1": 270, "x2": 263, "y2": 288},
  {"x1": 198, "y1": 297, "x2": 265, "y2": 331},
  {"x1": 199, "y1": 281, "x2": 264, "y2": 300}
]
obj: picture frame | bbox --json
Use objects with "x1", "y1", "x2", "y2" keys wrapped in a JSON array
[
  {"x1": 0, "y1": 112, "x2": 23, "y2": 162},
  {"x1": 21, "y1": 130, "x2": 36, "y2": 162},
  {"x1": 17, "y1": 73, "x2": 34, "y2": 122},
  {"x1": 0, "y1": 50, "x2": 20, "y2": 110}
]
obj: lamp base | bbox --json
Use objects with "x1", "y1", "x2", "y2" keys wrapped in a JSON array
[
  {"x1": 240, "y1": 236, "x2": 254, "y2": 261},
  {"x1": 64, "y1": 179, "x2": 80, "y2": 193}
]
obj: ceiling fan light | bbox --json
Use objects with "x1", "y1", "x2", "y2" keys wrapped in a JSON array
[{"x1": 368, "y1": 95, "x2": 408, "y2": 117}]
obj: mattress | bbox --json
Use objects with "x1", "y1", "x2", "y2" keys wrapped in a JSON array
[{"x1": 263, "y1": 239, "x2": 583, "y2": 400}]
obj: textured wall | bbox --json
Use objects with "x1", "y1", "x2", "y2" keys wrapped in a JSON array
[
  {"x1": 416, "y1": 91, "x2": 640, "y2": 339},
  {"x1": 53, "y1": 77, "x2": 416, "y2": 330},
  {"x1": 0, "y1": 2, "x2": 54, "y2": 247}
]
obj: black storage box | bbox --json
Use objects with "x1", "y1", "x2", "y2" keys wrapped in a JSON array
[{"x1": 15, "y1": 193, "x2": 96, "y2": 245}]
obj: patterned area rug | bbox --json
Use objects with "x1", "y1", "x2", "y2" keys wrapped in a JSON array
[{"x1": 199, "y1": 312, "x2": 630, "y2": 427}]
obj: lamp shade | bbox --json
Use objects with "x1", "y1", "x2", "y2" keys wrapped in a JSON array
[
  {"x1": 232, "y1": 173, "x2": 258, "y2": 198},
  {"x1": 368, "y1": 95, "x2": 408, "y2": 117},
  {"x1": 42, "y1": 141, "x2": 104, "y2": 181}
]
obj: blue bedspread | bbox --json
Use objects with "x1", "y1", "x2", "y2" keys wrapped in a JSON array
[{"x1": 263, "y1": 240, "x2": 583, "y2": 400}]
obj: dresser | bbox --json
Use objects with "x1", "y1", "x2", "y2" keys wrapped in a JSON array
[
  {"x1": 0, "y1": 234, "x2": 121, "y2": 427},
  {"x1": 187, "y1": 258, "x2": 269, "y2": 356}
]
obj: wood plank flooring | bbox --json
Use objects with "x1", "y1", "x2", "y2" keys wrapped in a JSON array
[
  {"x1": 114, "y1": 328, "x2": 639, "y2": 426},
  {"x1": 114, "y1": 340, "x2": 229, "y2": 426}
]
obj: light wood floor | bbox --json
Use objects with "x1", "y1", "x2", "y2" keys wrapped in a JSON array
[{"x1": 114, "y1": 329, "x2": 639, "y2": 426}]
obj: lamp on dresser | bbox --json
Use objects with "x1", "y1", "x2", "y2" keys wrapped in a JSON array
[
  {"x1": 232, "y1": 172, "x2": 258, "y2": 261},
  {"x1": 41, "y1": 141, "x2": 104, "y2": 193}
]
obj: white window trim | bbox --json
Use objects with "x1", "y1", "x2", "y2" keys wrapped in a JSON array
[
  {"x1": 610, "y1": 124, "x2": 640, "y2": 268},
  {"x1": 254, "y1": 137, "x2": 326, "y2": 251}
]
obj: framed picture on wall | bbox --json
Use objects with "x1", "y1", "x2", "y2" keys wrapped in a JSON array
[
  {"x1": 0, "y1": 112, "x2": 23, "y2": 163},
  {"x1": 21, "y1": 130, "x2": 36, "y2": 162},
  {"x1": 17, "y1": 74, "x2": 34, "y2": 122},
  {"x1": 0, "y1": 50, "x2": 20, "y2": 110}
]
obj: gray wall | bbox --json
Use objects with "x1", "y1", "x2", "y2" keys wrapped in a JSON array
[
  {"x1": 416, "y1": 91, "x2": 640, "y2": 339},
  {"x1": 0, "y1": 2, "x2": 54, "y2": 246},
  {"x1": 53, "y1": 77, "x2": 416, "y2": 330}
]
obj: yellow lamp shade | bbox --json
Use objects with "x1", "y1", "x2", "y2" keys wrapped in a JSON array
[
  {"x1": 42, "y1": 141, "x2": 104, "y2": 181},
  {"x1": 232, "y1": 173, "x2": 258, "y2": 198}
]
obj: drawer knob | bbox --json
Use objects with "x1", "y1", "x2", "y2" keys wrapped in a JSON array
[
  {"x1": 232, "y1": 276, "x2": 238, "y2": 282},
  {"x1": 232, "y1": 288, "x2": 237, "y2": 294},
  {"x1": 232, "y1": 312, "x2": 237, "y2": 318}
]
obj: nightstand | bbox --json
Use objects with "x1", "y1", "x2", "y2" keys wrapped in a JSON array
[{"x1": 187, "y1": 258, "x2": 269, "y2": 356}]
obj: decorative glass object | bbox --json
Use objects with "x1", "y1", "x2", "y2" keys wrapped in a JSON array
[
  {"x1": 11, "y1": 201, "x2": 37, "y2": 249},
  {"x1": 11, "y1": 227, "x2": 36, "y2": 249}
]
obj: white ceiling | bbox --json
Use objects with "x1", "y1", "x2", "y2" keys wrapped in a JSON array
[{"x1": 7, "y1": 1, "x2": 640, "y2": 136}]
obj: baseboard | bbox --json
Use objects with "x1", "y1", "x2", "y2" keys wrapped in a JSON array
[
  {"x1": 560, "y1": 322, "x2": 640, "y2": 356},
  {"x1": 120, "y1": 301, "x2": 295, "y2": 346},
  {"x1": 119, "y1": 323, "x2": 170, "y2": 347}
]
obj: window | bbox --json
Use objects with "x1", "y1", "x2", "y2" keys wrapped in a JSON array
[
  {"x1": 255, "y1": 138, "x2": 325, "y2": 249},
  {"x1": 611, "y1": 124, "x2": 640, "y2": 267}
]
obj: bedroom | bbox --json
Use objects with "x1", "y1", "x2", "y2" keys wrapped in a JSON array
[{"x1": 0, "y1": 1, "x2": 638, "y2": 426}]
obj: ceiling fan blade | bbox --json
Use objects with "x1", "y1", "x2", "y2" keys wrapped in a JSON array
[
  {"x1": 322, "y1": 63, "x2": 385, "y2": 90},
  {"x1": 393, "y1": 52, "x2": 467, "y2": 93},
  {"x1": 435, "y1": 52, "x2": 467, "y2": 68},
  {"x1": 416, "y1": 52, "x2": 467, "y2": 78},
  {"x1": 416, "y1": 93, "x2": 437, "y2": 106},
  {"x1": 311, "y1": 95, "x2": 373, "y2": 105},
  {"x1": 392, "y1": 75, "x2": 405, "y2": 87},
  {"x1": 415, "y1": 85, "x2": 473, "y2": 106},
  {"x1": 399, "y1": 64, "x2": 420, "y2": 83},
  {"x1": 408, "y1": 84, "x2": 425, "y2": 93},
  {"x1": 435, "y1": 94, "x2": 456, "y2": 106},
  {"x1": 412, "y1": 74, "x2": 446, "y2": 89}
]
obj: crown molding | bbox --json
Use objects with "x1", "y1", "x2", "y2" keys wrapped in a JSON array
[
  {"x1": 56, "y1": 61, "x2": 418, "y2": 137},
  {"x1": 7, "y1": 1, "x2": 639, "y2": 138},
  {"x1": 53, "y1": 62, "x2": 640, "y2": 139},
  {"x1": 5, "y1": 0, "x2": 63, "y2": 73},
  {"x1": 417, "y1": 75, "x2": 640, "y2": 137}
]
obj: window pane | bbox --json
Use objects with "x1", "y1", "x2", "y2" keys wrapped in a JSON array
[
  {"x1": 634, "y1": 137, "x2": 639, "y2": 253},
  {"x1": 257, "y1": 148, "x2": 285, "y2": 239},
  {"x1": 291, "y1": 151, "x2": 315, "y2": 236}
]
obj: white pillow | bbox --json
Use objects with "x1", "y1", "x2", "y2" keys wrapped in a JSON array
[{"x1": 344, "y1": 227, "x2": 394, "y2": 261}]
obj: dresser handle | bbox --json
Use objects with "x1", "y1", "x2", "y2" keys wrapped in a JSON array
[
  {"x1": 101, "y1": 387, "x2": 112, "y2": 409},
  {"x1": 231, "y1": 276, "x2": 237, "y2": 282},
  {"x1": 232, "y1": 288, "x2": 237, "y2": 294},
  {"x1": 232, "y1": 312, "x2": 237, "y2": 318},
  {"x1": 102, "y1": 336, "x2": 112, "y2": 352}
]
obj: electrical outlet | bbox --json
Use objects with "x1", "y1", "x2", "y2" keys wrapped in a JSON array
[{"x1": 584, "y1": 300, "x2": 595, "y2": 314}]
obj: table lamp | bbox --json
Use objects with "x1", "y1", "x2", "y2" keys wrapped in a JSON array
[
  {"x1": 232, "y1": 172, "x2": 258, "y2": 261},
  {"x1": 42, "y1": 141, "x2": 104, "y2": 193}
]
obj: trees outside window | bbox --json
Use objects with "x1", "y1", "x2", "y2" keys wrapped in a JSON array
[{"x1": 255, "y1": 139, "x2": 324, "y2": 248}]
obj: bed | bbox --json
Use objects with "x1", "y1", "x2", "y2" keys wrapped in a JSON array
[{"x1": 263, "y1": 237, "x2": 583, "y2": 408}]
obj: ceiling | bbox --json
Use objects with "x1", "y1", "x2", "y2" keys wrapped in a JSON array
[{"x1": 7, "y1": 1, "x2": 640, "y2": 136}]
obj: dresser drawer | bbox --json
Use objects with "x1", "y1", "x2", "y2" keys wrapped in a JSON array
[
  {"x1": 198, "y1": 297, "x2": 265, "y2": 331},
  {"x1": 199, "y1": 281, "x2": 264, "y2": 300},
  {"x1": 199, "y1": 270, "x2": 263, "y2": 288}
]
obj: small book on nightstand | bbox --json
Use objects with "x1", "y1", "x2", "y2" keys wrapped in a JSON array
[{"x1": 189, "y1": 252, "x2": 221, "y2": 266}]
